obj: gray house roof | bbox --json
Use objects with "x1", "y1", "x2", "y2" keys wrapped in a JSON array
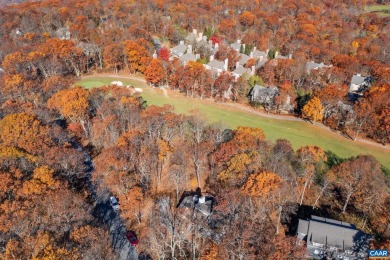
[
  {"x1": 171, "y1": 44, "x2": 187, "y2": 57},
  {"x1": 349, "y1": 74, "x2": 372, "y2": 93},
  {"x1": 297, "y1": 215, "x2": 370, "y2": 251},
  {"x1": 230, "y1": 41, "x2": 241, "y2": 51},
  {"x1": 249, "y1": 85, "x2": 279, "y2": 104},
  {"x1": 207, "y1": 59, "x2": 226, "y2": 71},
  {"x1": 233, "y1": 66, "x2": 251, "y2": 76},
  {"x1": 239, "y1": 53, "x2": 250, "y2": 66},
  {"x1": 350, "y1": 74, "x2": 369, "y2": 86},
  {"x1": 252, "y1": 50, "x2": 267, "y2": 59},
  {"x1": 306, "y1": 61, "x2": 332, "y2": 71},
  {"x1": 179, "y1": 52, "x2": 197, "y2": 63}
]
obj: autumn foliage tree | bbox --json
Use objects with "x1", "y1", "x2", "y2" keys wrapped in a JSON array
[
  {"x1": 103, "y1": 43, "x2": 124, "y2": 73},
  {"x1": 144, "y1": 58, "x2": 165, "y2": 86},
  {"x1": 239, "y1": 11, "x2": 256, "y2": 27},
  {"x1": 48, "y1": 86, "x2": 90, "y2": 137},
  {"x1": 0, "y1": 113, "x2": 50, "y2": 155},
  {"x1": 158, "y1": 47, "x2": 170, "y2": 62},
  {"x1": 124, "y1": 39, "x2": 151, "y2": 73},
  {"x1": 302, "y1": 96, "x2": 324, "y2": 123}
]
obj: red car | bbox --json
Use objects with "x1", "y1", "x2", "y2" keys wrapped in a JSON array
[{"x1": 125, "y1": 231, "x2": 139, "y2": 246}]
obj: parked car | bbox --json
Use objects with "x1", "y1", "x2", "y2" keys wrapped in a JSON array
[
  {"x1": 110, "y1": 196, "x2": 119, "y2": 211},
  {"x1": 125, "y1": 231, "x2": 139, "y2": 246}
]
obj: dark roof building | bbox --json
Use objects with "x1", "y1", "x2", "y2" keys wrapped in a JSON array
[
  {"x1": 297, "y1": 215, "x2": 371, "y2": 260},
  {"x1": 177, "y1": 190, "x2": 216, "y2": 216}
]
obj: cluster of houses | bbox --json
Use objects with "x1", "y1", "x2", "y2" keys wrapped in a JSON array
[
  {"x1": 169, "y1": 29, "x2": 276, "y2": 80},
  {"x1": 167, "y1": 29, "x2": 372, "y2": 111}
]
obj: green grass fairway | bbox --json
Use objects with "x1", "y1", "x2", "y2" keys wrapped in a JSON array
[
  {"x1": 76, "y1": 76, "x2": 390, "y2": 169},
  {"x1": 365, "y1": 5, "x2": 390, "y2": 17}
]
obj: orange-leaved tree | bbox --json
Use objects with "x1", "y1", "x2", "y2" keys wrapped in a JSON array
[
  {"x1": 0, "y1": 113, "x2": 49, "y2": 155},
  {"x1": 47, "y1": 87, "x2": 90, "y2": 137},
  {"x1": 241, "y1": 171, "x2": 283, "y2": 198},
  {"x1": 302, "y1": 96, "x2": 324, "y2": 123},
  {"x1": 144, "y1": 59, "x2": 164, "y2": 86}
]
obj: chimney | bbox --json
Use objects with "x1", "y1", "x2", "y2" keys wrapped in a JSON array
[
  {"x1": 215, "y1": 43, "x2": 219, "y2": 49},
  {"x1": 198, "y1": 32, "x2": 203, "y2": 42},
  {"x1": 195, "y1": 54, "x2": 200, "y2": 60},
  {"x1": 253, "y1": 46, "x2": 257, "y2": 52},
  {"x1": 224, "y1": 58, "x2": 228, "y2": 71},
  {"x1": 242, "y1": 43, "x2": 246, "y2": 53},
  {"x1": 236, "y1": 61, "x2": 240, "y2": 69},
  {"x1": 250, "y1": 51, "x2": 253, "y2": 58},
  {"x1": 210, "y1": 55, "x2": 214, "y2": 61},
  {"x1": 251, "y1": 66, "x2": 255, "y2": 75},
  {"x1": 202, "y1": 35, "x2": 207, "y2": 42},
  {"x1": 152, "y1": 52, "x2": 157, "y2": 59},
  {"x1": 199, "y1": 196, "x2": 206, "y2": 204},
  {"x1": 275, "y1": 51, "x2": 279, "y2": 58},
  {"x1": 237, "y1": 39, "x2": 241, "y2": 44},
  {"x1": 288, "y1": 53, "x2": 292, "y2": 59},
  {"x1": 187, "y1": 45, "x2": 192, "y2": 54},
  {"x1": 193, "y1": 28, "x2": 197, "y2": 35},
  {"x1": 179, "y1": 40, "x2": 184, "y2": 45}
]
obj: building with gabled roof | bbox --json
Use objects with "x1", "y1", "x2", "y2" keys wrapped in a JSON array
[
  {"x1": 177, "y1": 189, "x2": 216, "y2": 217},
  {"x1": 171, "y1": 41, "x2": 187, "y2": 58},
  {"x1": 297, "y1": 215, "x2": 371, "y2": 260},
  {"x1": 204, "y1": 55, "x2": 228, "y2": 75},
  {"x1": 230, "y1": 39, "x2": 242, "y2": 51},
  {"x1": 349, "y1": 74, "x2": 372, "y2": 94},
  {"x1": 306, "y1": 61, "x2": 332, "y2": 73}
]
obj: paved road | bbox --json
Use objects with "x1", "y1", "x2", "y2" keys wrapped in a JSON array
[
  {"x1": 93, "y1": 194, "x2": 138, "y2": 260},
  {"x1": 72, "y1": 140, "x2": 138, "y2": 259}
]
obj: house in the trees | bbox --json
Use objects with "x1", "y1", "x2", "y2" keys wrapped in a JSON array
[
  {"x1": 297, "y1": 215, "x2": 371, "y2": 260},
  {"x1": 230, "y1": 39, "x2": 243, "y2": 52},
  {"x1": 238, "y1": 53, "x2": 250, "y2": 66},
  {"x1": 178, "y1": 45, "x2": 199, "y2": 65},
  {"x1": 249, "y1": 85, "x2": 279, "y2": 105},
  {"x1": 306, "y1": 61, "x2": 332, "y2": 73},
  {"x1": 232, "y1": 61, "x2": 255, "y2": 79},
  {"x1": 349, "y1": 74, "x2": 372, "y2": 94},
  {"x1": 177, "y1": 190, "x2": 216, "y2": 217},
  {"x1": 170, "y1": 40, "x2": 187, "y2": 58},
  {"x1": 204, "y1": 55, "x2": 228, "y2": 76},
  {"x1": 249, "y1": 47, "x2": 268, "y2": 68},
  {"x1": 54, "y1": 27, "x2": 71, "y2": 40},
  {"x1": 274, "y1": 51, "x2": 292, "y2": 60},
  {"x1": 185, "y1": 29, "x2": 209, "y2": 45}
]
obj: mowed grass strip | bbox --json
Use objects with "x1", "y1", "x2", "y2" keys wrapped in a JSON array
[
  {"x1": 365, "y1": 5, "x2": 390, "y2": 17},
  {"x1": 76, "y1": 76, "x2": 390, "y2": 169}
]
